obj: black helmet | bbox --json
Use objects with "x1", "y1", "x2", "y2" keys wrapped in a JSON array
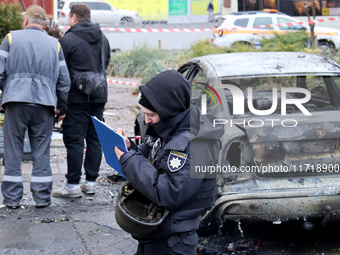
[{"x1": 115, "y1": 183, "x2": 169, "y2": 239}]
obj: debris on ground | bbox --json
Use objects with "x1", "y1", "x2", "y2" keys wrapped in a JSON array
[
  {"x1": 197, "y1": 228, "x2": 261, "y2": 255},
  {"x1": 40, "y1": 215, "x2": 70, "y2": 223},
  {"x1": 107, "y1": 174, "x2": 126, "y2": 184},
  {"x1": 227, "y1": 238, "x2": 260, "y2": 252}
]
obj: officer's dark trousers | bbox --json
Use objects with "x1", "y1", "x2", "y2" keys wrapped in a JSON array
[
  {"x1": 135, "y1": 232, "x2": 198, "y2": 255},
  {"x1": 1, "y1": 103, "x2": 54, "y2": 205},
  {"x1": 62, "y1": 103, "x2": 104, "y2": 184}
]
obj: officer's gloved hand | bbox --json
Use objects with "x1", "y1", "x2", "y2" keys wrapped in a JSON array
[{"x1": 55, "y1": 109, "x2": 65, "y2": 123}]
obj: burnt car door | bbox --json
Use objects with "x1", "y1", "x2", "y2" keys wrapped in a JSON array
[{"x1": 228, "y1": 75, "x2": 340, "y2": 174}]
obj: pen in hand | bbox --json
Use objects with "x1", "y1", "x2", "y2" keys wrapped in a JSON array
[{"x1": 115, "y1": 128, "x2": 131, "y2": 149}]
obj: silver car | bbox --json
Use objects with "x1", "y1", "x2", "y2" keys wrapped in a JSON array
[
  {"x1": 176, "y1": 52, "x2": 340, "y2": 231},
  {"x1": 58, "y1": 0, "x2": 141, "y2": 26}
]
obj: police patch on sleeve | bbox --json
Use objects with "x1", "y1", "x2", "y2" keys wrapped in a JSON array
[{"x1": 167, "y1": 150, "x2": 187, "y2": 172}]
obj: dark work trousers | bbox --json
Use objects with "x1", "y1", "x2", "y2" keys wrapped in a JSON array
[
  {"x1": 1, "y1": 103, "x2": 54, "y2": 205},
  {"x1": 62, "y1": 103, "x2": 104, "y2": 184},
  {"x1": 135, "y1": 232, "x2": 198, "y2": 255}
]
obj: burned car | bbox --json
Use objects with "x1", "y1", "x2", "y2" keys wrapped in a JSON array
[{"x1": 177, "y1": 52, "x2": 340, "y2": 231}]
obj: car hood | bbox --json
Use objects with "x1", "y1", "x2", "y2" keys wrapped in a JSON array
[{"x1": 314, "y1": 26, "x2": 340, "y2": 33}]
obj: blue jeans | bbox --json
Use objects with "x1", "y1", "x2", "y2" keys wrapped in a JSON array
[{"x1": 62, "y1": 103, "x2": 105, "y2": 184}]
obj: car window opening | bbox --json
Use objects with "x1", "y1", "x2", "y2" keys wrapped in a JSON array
[{"x1": 221, "y1": 76, "x2": 340, "y2": 117}]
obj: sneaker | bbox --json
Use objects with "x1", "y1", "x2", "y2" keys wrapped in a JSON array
[
  {"x1": 52, "y1": 180, "x2": 82, "y2": 198},
  {"x1": 80, "y1": 180, "x2": 96, "y2": 195}
]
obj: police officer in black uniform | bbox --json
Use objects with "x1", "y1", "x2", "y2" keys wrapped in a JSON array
[{"x1": 115, "y1": 70, "x2": 223, "y2": 255}]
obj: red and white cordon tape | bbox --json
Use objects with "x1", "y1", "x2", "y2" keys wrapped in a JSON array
[
  {"x1": 102, "y1": 27, "x2": 214, "y2": 32},
  {"x1": 59, "y1": 25, "x2": 214, "y2": 32},
  {"x1": 107, "y1": 79, "x2": 140, "y2": 86}
]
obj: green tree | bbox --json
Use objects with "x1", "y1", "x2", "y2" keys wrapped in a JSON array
[
  {"x1": 184, "y1": 39, "x2": 228, "y2": 59},
  {"x1": 0, "y1": 3, "x2": 23, "y2": 43}
]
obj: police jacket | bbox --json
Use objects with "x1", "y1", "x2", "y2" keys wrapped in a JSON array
[
  {"x1": 120, "y1": 105, "x2": 224, "y2": 240},
  {"x1": 59, "y1": 22, "x2": 111, "y2": 104},
  {"x1": 0, "y1": 27, "x2": 70, "y2": 113}
]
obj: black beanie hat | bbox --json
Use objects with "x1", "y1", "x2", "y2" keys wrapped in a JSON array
[
  {"x1": 139, "y1": 70, "x2": 190, "y2": 121},
  {"x1": 139, "y1": 91, "x2": 156, "y2": 112}
]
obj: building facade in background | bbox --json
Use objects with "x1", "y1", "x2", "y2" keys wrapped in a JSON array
[
  {"x1": 2, "y1": 0, "x2": 54, "y2": 16},
  {"x1": 110, "y1": 0, "x2": 340, "y2": 23},
  {"x1": 2, "y1": 0, "x2": 340, "y2": 24},
  {"x1": 109, "y1": 0, "x2": 210, "y2": 23},
  {"x1": 233, "y1": 0, "x2": 334, "y2": 16}
]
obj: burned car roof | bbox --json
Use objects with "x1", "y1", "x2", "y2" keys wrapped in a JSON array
[{"x1": 192, "y1": 52, "x2": 340, "y2": 78}]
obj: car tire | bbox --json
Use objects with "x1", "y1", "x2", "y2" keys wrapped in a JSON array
[
  {"x1": 318, "y1": 41, "x2": 335, "y2": 53},
  {"x1": 119, "y1": 17, "x2": 134, "y2": 26}
]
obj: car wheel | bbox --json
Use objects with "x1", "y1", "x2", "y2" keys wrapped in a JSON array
[
  {"x1": 119, "y1": 17, "x2": 134, "y2": 26},
  {"x1": 318, "y1": 41, "x2": 335, "y2": 54}
]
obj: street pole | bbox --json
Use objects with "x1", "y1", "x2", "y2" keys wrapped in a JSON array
[{"x1": 20, "y1": 0, "x2": 26, "y2": 11}]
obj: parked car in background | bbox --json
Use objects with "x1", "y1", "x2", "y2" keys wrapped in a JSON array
[
  {"x1": 58, "y1": 0, "x2": 141, "y2": 26},
  {"x1": 212, "y1": 10, "x2": 340, "y2": 50},
  {"x1": 136, "y1": 52, "x2": 340, "y2": 233}
]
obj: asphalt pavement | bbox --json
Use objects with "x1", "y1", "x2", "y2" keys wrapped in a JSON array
[{"x1": 0, "y1": 133, "x2": 138, "y2": 255}]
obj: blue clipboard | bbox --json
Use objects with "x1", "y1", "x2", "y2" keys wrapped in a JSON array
[{"x1": 91, "y1": 116, "x2": 127, "y2": 178}]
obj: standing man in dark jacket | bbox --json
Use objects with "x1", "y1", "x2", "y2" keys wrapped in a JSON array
[
  {"x1": 114, "y1": 70, "x2": 223, "y2": 255},
  {"x1": 0, "y1": 5, "x2": 71, "y2": 208},
  {"x1": 52, "y1": 3, "x2": 111, "y2": 197},
  {"x1": 207, "y1": 0, "x2": 215, "y2": 22}
]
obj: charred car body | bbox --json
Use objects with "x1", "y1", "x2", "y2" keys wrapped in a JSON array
[
  {"x1": 178, "y1": 52, "x2": 340, "y2": 230},
  {"x1": 135, "y1": 52, "x2": 340, "y2": 232}
]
